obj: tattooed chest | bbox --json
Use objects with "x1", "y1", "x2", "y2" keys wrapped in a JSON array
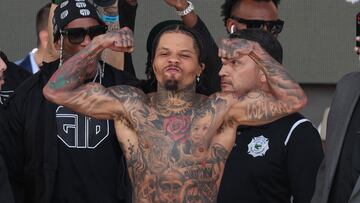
[
  {"x1": 133, "y1": 113, "x2": 214, "y2": 163},
  {"x1": 121, "y1": 109, "x2": 231, "y2": 202},
  {"x1": 124, "y1": 129, "x2": 229, "y2": 203},
  {"x1": 126, "y1": 142, "x2": 226, "y2": 203}
]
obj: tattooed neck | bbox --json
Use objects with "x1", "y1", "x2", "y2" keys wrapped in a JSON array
[{"x1": 153, "y1": 83, "x2": 199, "y2": 115}]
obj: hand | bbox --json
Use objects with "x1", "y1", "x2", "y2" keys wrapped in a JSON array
[
  {"x1": 97, "y1": 27, "x2": 134, "y2": 53},
  {"x1": 164, "y1": 0, "x2": 188, "y2": 10}
]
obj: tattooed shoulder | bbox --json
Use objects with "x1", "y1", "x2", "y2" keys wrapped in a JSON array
[{"x1": 206, "y1": 93, "x2": 229, "y2": 112}]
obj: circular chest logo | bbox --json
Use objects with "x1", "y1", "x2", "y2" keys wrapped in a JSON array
[{"x1": 247, "y1": 135, "x2": 269, "y2": 157}]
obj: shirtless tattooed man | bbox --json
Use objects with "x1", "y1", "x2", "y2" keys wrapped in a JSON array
[{"x1": 43, "y1": 24, "x2": 306, "y2": 203}]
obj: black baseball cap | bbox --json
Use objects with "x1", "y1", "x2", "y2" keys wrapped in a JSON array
[{"x1": 53, "y1": 0, "x2": 105, "y2": 42}]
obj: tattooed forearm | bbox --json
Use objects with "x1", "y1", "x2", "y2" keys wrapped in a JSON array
[
  {"x1": 46, "y1": 26, "x2": 133, "y2": 93},
  {"x1": 48, "y1": 42, "x2": 103, "y2": 91},
  {"x1": 229, "y1": 89, "x2": 295, "y2": 125},
  {"x1": 219, "y1": 38, "x2": 306, "y2": 123},
  {"x1": 245, "y1": 96, "x2": 288, "y2": 121}
]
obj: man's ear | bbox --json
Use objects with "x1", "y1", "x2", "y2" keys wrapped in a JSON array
[
  {"x1": 54, "y1": 38, "x2": 61, "y2": 50},
  {"x1": 151, "y1": 60, "x2": 156, "y2": 74},
  {"x1": 258, "y1": 69, "x2": 267, "y2": 83},
  {"x1": 39, "y1": 30, "x2": 49, "y2": 50},
  {"x1": 226, "y1": 19, "x2": 236, "y2": 34},
  {"x1": 198, "y1": 63, "x2": 205, "y2": 76}
]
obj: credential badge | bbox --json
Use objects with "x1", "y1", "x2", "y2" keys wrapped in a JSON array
[{"x1": 247, "y1": 135, "x2": 269, "y2": 157}]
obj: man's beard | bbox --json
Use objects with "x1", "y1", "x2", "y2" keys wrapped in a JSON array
[{"x1": 164, "y1": 79, "x2": 178, "y2": 91}]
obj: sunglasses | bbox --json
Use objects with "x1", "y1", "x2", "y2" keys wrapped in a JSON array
[
  {"x1": 230, "y1": 16, "x2": 284, "y2": 35},
  {"x1": 60, "y1": 25, "x2": 108, "y2": 44}
]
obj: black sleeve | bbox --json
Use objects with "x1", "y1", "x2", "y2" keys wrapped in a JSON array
[
  {"x1": 192, "y1": 16, "x2": 221, "y2": 96},
  {"x1": 2, "y1": 62, "x2": 31, "y2": 93},
  {"x1": 123, "y1": 53, "x2": 135, "y2": 77},
  {"x1": 286, "y1": 122, "x2": 324, "y2": 203},
  {"x1": 118, "y1": 0, "x2": 137, "y2": 77},
  {"x1": 0, "y1": 98, "x2": 26, "y2": 203},
  {"x1": 107, "y1": 63, "x2": 141, "y2": 88},
  {"x1": 0, "y1": 153, "x2": 14, "y2": 203}
]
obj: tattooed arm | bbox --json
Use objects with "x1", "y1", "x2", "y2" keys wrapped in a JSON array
[
  {"x1": 43, "y1": 28, "x2": 140, "y2": 120},
  {"x1": 218, "y1": 38, "x2": 307, "y2": 126}
]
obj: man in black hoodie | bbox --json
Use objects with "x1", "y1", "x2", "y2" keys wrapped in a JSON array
[
  {"x1": 0, "y1": 51, "x2": 31, "y2": 106},
  {"x1": 0, "y1": 51, "x2": 15, "y2": 203}
]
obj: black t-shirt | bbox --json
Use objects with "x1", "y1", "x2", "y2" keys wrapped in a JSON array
[
  {"x1": 53, "y1": 106, "x2": 121, "y2": 202},
  {"x1": 217, "y1": 113, "x2": 323, "y2": 203},
  {"x1": 51, "y1": 68, "x2": 130, "y2": 203},
  {"x1": 0, "y1": 60, "x2": 135, "y2": 202},
  {"x1": 328, "y1": 98, "x2": 360, "y2": 203}
]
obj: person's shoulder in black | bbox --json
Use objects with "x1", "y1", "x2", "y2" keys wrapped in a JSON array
[
  {"x1": 261, "y1": 113, "x2": 323, "y2": 203},
  {"x1": 3, "y1": 61, "x2": 31, "y2": 89},
  {"x1": 0, "y1": 60, "x2": 59, "y2": 203},
  {"x1": 283, "y1": 114, "x2": 324, "y2": 202},
  {"x1": 0, "y1": 107, "x2": 15, "y2": 203},
  {"x1": 5, "y1": 60, "x2": 58, "y2": 104},
  {"x1": 0, "y1": 151, "x2": 14, "y2": 203},
  {"x1": 0, "y1": 59, "x2": 31, "y2": 106},
  {"x1": 218, "y1": 113, "x2": 323, "y2": 203},
  {"x1": 104, "y1": 62, "x2": 141, "y2": 88},
  {"x1": 191, "y1": 16, "x2": 222, "y2": 95}
]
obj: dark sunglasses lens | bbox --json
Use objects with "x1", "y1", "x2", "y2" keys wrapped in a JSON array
[
  {"x1": 270, "y1": 22, "x2": 283, "y2": 34},
  {"x1": 67, "y1": 28, "x2": 86, "y2": 44},
  {"x1": 88, "y1": 25, "x2": 107, "y2": 39},
  {"x1": 246, "y1": 21, "x2": 263, "y2": 29}
]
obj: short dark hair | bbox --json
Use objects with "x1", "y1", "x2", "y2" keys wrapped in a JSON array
[
  {"x1": 221, "y1": 0, "x2": 280, "y2": 27},
  {"x1": 230, "y1": 28, "x2": 283, "y2": 64},
  {"x1": 36, "y1": 3, "x2": 51, "y2": 45},
  {"x1": 0, "y1": 51, "x2": 9, "y2": 64}
]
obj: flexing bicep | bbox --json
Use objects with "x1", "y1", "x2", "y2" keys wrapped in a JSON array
[
  {"x1": 218, "y1": 38, "x2": 307, "y2": 126},
  {"x1": 249, "y1": 52, "x2": 306, "y2": 110}
]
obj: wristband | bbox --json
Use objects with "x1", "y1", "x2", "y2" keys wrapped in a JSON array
[{"x1": 101, "y1": 15, "x2": 121, "y2": 23}]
